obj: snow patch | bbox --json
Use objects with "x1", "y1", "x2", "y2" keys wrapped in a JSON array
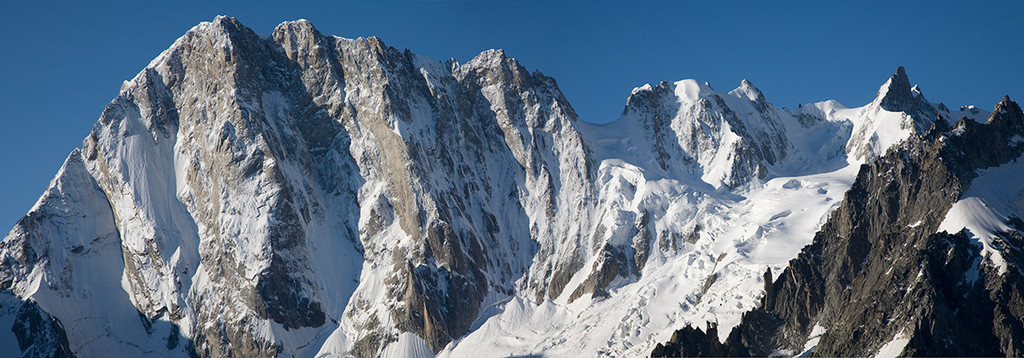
[
  {"x1": 382, "y1": 333, "x2": 433, "y2": 358},
  {"x1": 674, "y1": 79, "x2": 712, "y2": 103},
  {"x1": 797, "y1": 323, "x2": 827, "y2": 357},
  {"x1": 874, "y1": 329, "x2": 910, "y2": 358}
]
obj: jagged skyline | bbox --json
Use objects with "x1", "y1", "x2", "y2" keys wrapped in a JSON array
[{"x1": 2, "y1": 2, "x2": 1023, "y2": 228}]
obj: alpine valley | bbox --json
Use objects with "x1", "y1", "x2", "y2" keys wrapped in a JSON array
[{"x1": 2, "y1": 17, "x2": 1022, "y2": 358}]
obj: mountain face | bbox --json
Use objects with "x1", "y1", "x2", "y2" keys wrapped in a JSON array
[{"x1": 0, "y1": 16, "x2": 1019, "y2": 358}]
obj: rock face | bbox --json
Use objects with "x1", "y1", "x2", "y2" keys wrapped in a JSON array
[
  {"x1": 1, "y1": 16, "x2": 1018, "y2": 358},
  {"x1": 652, "y1": 98, "x2": 1024, "y2": 357},
  {"x1": 1, "y1": 292, "x2": 75, "y2": 358}
]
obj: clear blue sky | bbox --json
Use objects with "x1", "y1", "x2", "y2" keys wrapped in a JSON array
[{"x1": 1, "y1": 1, "x2": 1022, "y2": 228}]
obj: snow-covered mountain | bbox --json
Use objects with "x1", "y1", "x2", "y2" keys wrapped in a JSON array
[
  {"x1": 653, "y1": 96, "x2": 1024, "y2": 357},
  {"x1": 1, "y1": 16, "x2": 1019, "y2": 358}
]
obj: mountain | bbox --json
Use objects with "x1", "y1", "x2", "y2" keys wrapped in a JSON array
[
  {"x1": 0, "y1": 16, "x2": 1018, "y2": 358},
  {"x1": 652, "y1": 98, "x2": 1024, "y2": 357}
]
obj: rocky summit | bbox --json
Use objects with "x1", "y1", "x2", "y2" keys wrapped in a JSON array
[{"x1": 1, "y1": 16, "x2": 1021, "y2": 358}]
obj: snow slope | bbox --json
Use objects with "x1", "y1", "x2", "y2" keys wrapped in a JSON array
[
  {"x1": 442, "y1": 68, "x2": 965, "y2": 356},
  {"x1": 0, "y1": 150, "x2": 191, "y2": 356},
  {"x1": 939, "y1": 156, "x2": 1024, "y2": 274}
]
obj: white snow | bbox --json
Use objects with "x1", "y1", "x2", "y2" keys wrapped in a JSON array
[
  {"x1": 807, "y1": 99, "x2": 912, "y2": 162},
  {"x1": 441, "y1": 74, "x2": 897, "y2": 356},
  {"x1": 674, "y1": 79, "x2": 713, "y2": 102},
  {"x1": 874, "y1": 329, "x2": 910, "y2": 358},
  {"x1": 797, "y1": 323, "x2": 828, "y2": 357},
  {"x1": 381, "y1": 333, "x2": 434, "y2": 358},
  {"x1": 938, "y1": 157, "x2": 1024, "y2": 274},
  {"x1": 1, "y1": 150, "x2": 192, "y2": 356}
]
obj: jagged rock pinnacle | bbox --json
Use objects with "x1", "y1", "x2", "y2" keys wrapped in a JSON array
[{"x1": 879, "y1": 66, "x2": 914, "y2": 111}]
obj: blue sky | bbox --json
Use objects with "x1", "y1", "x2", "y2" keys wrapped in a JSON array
[{"x1": 1, "y1": 1, "x2": 1022, "y2": 227}]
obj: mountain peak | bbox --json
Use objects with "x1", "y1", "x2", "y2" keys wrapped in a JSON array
[
  {"x1": 199, "y1": 15, "x2": 249, "y2": 37},
  {"x1": 212, "y1": 15, "x2": 236, "y2": 26},
  {"x1": 466, "y1": 49, "x2": 515, "y2": 69},
  {"x1": 460, "y1": 49, "x2": 535, "y2": 88},
  {"x1": 986, "y1": 95, "x2": 1023, "y2": 128},
  {"x1": 732, "y1": 79, "x2": 766, "y2": 103},
  {"x1": 871, "y1": 66, "x2": 940, "y2": 132},
  {"x1": 272, "y1": 19, "x2": 327, "y2": 62},
  {"x1": 179, "y1": 15, "x2": 263, "y2": 56},
  {"x1": 673, "y1": 79, "x2": 716, "y2": 102},
  {"x1": 877, "y1": 66, "x2": 914, "y2": 111},
  {"x1": 273, "y1": 18, "x2": 320, "y2": 37}
]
